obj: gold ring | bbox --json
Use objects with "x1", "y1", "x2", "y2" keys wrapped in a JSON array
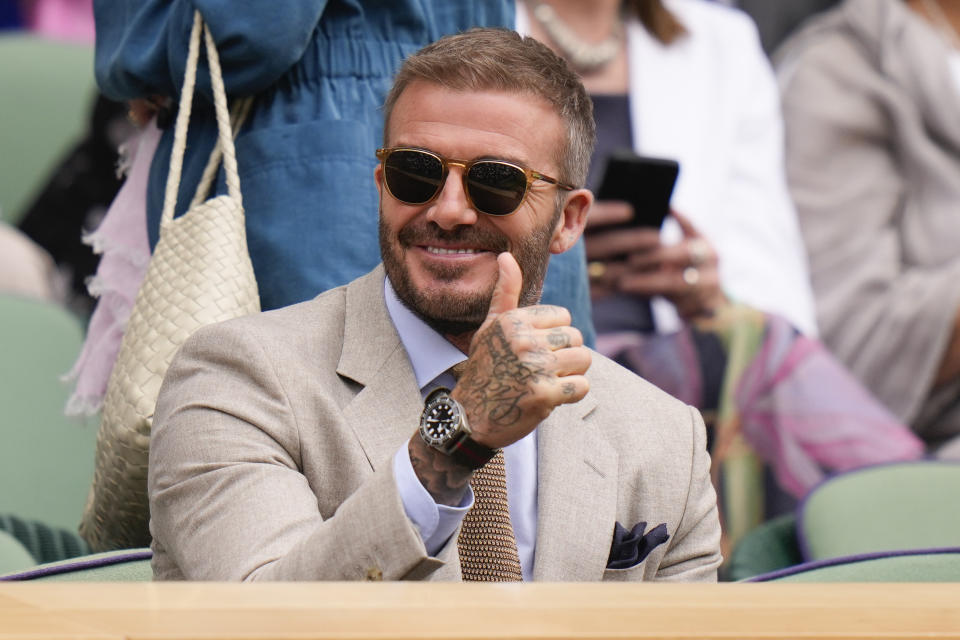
[
  {"x1": 588, "y1": 261, "x2": 607, "y2": 279},
  {"x1": 688, "y1": 238, "x2": 710, "y2": 267},
  {"x1": 682, "y1": 266, "x2": 700, "y2": 287}
]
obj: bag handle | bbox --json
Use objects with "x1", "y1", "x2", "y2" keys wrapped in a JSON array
[
  {"x1": 160, "y1": 10, "x2": 243, "y2": 227},
  {"x1": 189, "y1": 97, "x2": 253, "y2": 210}
]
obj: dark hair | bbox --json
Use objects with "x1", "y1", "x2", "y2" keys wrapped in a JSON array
[
  {"x1": 625, "y1": 0, "x2": 687, "y2": 44},
  {"x1": 383, "y1": 27, "x2": 596, "y2": 187}
]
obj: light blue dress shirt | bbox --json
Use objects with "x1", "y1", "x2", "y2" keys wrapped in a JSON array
[{"x1": 385, "y1": 279, "x2": 538, "y2": 581}]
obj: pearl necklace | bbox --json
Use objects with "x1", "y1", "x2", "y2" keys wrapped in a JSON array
[{"x1": 529, "y1": 2, "x2": 624, "y2": 74}]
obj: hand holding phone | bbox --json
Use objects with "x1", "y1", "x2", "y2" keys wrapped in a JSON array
[
  {"x1": 592, "y1": 151, "x2": 679, "y2": 231},
  {"x1": 586, "y1": 151, "x2": 679, "y2": 323}
]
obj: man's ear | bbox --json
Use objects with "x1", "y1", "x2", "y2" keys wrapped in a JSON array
[
  {"x1": 549, "y1": 188, "x2": 593, "y2": 255},
  {"x1": 374, "y1": 163, "x2": 384, "y2": 198}
]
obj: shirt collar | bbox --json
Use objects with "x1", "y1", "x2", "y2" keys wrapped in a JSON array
[{"x1": 384, "y1": 277, "x2": 466, "y2": 391}]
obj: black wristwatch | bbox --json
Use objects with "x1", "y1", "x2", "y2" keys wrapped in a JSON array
[{"x1": 419, "y1": 387, "x2": 497, "y2": 470}]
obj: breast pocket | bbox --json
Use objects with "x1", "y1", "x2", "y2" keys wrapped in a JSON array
[{"x1": 601, "y1": 553, "x2": 663, "y2": 582}]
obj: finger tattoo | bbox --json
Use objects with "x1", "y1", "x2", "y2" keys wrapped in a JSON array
[{"x1": 546, "y1": 329, "x2": 569, "y2": 349}]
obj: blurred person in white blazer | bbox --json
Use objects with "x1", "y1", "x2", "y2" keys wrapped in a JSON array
[{"x1": 520, "y1": 0, "x2": 923, "y2": 546}]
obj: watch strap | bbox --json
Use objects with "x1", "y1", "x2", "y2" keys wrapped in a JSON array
[{"x1": 448, "y1": 434, "x2": 498, "y2": 470}]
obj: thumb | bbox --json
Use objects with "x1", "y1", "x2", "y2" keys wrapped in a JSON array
[{"x1": 486, "y1": 252, "x2": 522, "y2": 319}]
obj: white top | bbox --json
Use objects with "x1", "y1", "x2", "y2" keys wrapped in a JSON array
[{"x1": 518, "y1": 0, "x2": 818, "y2": 335}]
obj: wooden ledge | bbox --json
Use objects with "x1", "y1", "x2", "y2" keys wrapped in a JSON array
[{"x1": 1, "y1": 582, "x2": 958, "y2": 639}]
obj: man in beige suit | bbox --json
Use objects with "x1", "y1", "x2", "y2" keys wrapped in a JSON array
[{"x1": 149, "y1": 28, "x2": 722, "y2": 582}]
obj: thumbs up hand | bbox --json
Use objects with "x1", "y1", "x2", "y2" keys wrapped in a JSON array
[
  {"x1": 451, "y1": 252, "x2": 591, "y2": 450},
  {"x1": 483, "y1": 249, "x2": 524, "y2": 319}
]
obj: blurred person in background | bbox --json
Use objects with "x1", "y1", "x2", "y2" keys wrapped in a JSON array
[
  {"x1": 521, "y1": 0, "x2": 923, "y2": 553},
  {"x1": 17, "y1": 95, "x2": 130, "y2": 316},
  {"x1": 520, "y1": 0, "x2": 817, "y2": 349},
  {"x1": 0, "y1": 0, "x2": 153, "y2": 415},
  {"x1": 4, "y1": 0, "x2": 126, "y2": 315},
  {"x1": 777, "y1": 0, "x2": 960, "y2": 459}
]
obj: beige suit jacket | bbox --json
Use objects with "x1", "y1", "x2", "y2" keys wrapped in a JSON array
[{"x1": 149, "y1": 266, "x2": 722, "y2": 581}]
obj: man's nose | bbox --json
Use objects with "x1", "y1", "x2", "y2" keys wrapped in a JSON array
[{"x1": 426, "y1": 167, "x2": 478, "y2": 230}]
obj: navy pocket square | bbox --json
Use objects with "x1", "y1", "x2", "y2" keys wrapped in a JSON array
[{"x1": 607, "y1": 521, "x2": 670, "y2": 569}]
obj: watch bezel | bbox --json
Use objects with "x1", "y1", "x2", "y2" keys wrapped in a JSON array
[{"x1": 419, "y1": 387, "x2": 467, "y2": 450}]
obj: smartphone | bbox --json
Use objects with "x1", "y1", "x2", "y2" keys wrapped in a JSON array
[{"x1": 594, "y1": 151, "x2": 679, "y2": 230}]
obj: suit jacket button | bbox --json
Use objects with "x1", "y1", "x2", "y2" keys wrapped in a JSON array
[{"x1": 365, "y1": 567, "x2": 383, "y2": 581}]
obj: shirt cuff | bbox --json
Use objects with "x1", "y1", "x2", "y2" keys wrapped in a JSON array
[{"x1": 393, "y1": 444, "x2": 473, "y2": 556}]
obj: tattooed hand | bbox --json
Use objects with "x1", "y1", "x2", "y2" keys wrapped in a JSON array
[
  {"x1": 406, "y1": 252, "x2": 591, "y2": 504},
  {"x1": 451, "y1": 252, "x2": 591, "y2": 449}
]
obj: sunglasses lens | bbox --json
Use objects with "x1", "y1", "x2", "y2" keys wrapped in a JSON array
[
  {"x1": 467, "y1": 162, "x2": 528, "y2": 216},
  {"x1": 383, "y1": 150, "x2": 444, "y2": 204}
]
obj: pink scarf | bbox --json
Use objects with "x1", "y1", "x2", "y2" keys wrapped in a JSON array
[{"x1": 64, "y1": 120, "x2": 158, "y2": 416}]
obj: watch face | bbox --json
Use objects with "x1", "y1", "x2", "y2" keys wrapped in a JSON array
[{"x1": 420, "y1": 390, "x2": 461, "y2": 448}]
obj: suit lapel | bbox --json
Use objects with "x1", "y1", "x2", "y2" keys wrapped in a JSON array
[
  {"x1": 533, "y1": 395, "x2": 618, "y2": 581},
  {"x1": 332, "y1": 267, "x2": 620, "y2": 579},
  {"x1": 337, "y1": 266, "x2": 423, "y2": 471}
]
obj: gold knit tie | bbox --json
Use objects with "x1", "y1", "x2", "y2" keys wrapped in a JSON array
[{"x1": 451, "y1": 362, "x2": 523, "y2": 582}]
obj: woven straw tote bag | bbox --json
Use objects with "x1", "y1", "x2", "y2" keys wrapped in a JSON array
[{"x1": 79, "y1": 10, "x2": 260, "y2": 551}]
